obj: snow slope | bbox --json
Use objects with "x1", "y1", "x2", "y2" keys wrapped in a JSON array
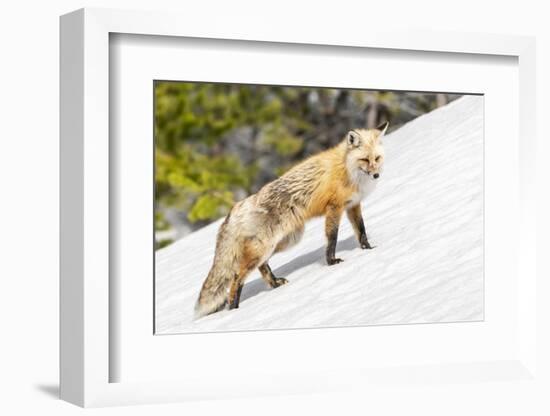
[{"x1": 155, "y1": 95, "x2": 484, "y2": 334}]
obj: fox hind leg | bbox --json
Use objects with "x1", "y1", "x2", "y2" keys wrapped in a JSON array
[
  {"x1": 259, "y1": 262, "x2": 288, "y2": 288},
  {"x1": 228, "y1": 238, "x2": 264, "y2": 310},
  {"x1": 228, "y1": 277, "x2": 244, "y2": 310}
]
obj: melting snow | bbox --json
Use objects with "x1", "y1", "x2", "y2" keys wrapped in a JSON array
[{"x1": 155, "y1": 95, "x2": 484, "y2": 334}]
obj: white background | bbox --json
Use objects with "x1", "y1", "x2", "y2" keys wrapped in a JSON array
[
  {"x1": 1, "y1": 1, "x2": 548, "y2": 415},
  {"x1": 112, "y1": 36, "x2": 512, "y2": 383}
]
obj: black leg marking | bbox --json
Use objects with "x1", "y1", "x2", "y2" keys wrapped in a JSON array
[
  {"x1": 347, "y1": 205, "x2": 374, "y2": 250},
  {"x1": 325, "y1": 204, "x2": 344, "y2": 265},
  {"x1": 357, "y1": 217, "x2": 375, "y2": 249},
  {"x1": 356, "y1": 218, "x2": 370, "y2": 249},
  {"x1": 235, "y1": 284, "x2": 243, "y2": 306},
  {"x1": 259, "y1": 262, "x2": 288, "y2": 288},
  {"x1": 326, "y1": 226, "x2": 343, "y2": 265},
  {"x1": 229, "y1": 283, "x2": 243, "y2": 310}
]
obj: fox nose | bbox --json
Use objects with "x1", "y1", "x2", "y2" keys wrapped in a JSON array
[{"x1": 373, "y1": 173, "x2": 379, "y2": 179}]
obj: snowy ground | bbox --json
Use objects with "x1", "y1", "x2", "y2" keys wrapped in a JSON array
[{"x1": 155, "y1": 95, "x2": 484, "y2": 334}]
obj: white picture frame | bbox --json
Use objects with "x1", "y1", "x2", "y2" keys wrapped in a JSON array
[{"x1": 60, "y1": 7, "x2": 538, "y2": 407}]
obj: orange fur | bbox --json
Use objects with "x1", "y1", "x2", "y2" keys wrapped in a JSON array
[{"x1": 195, "y1": 126, "x2": 386, "y2": 317}]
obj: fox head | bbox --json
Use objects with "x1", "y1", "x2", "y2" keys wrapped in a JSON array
[{"x1": 345, "y1": 122, "x2": 388, "y2": 181}]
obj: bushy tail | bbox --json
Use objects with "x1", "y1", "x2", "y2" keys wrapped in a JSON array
[
  {"x1": 194, "y1": 263, "x2": 235, "y2": 319},
  {"x1": 194, "y1": 209, "x2": 242, "y2": 319},
  {"x1": 194, "y1": 221, "x2": 240, "y2": 319}
]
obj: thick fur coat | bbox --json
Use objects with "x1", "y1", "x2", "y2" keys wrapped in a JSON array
[{"x1": 195, "y1": 125, "x2": 387, "y2": 318}]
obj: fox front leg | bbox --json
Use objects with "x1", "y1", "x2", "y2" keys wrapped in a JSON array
[
  {"x1": 325, "y1": 204, "x2": 344, "y2": 265},
  {"x1": 346, "y1": 204, "x2": 373, "y2": 250}
]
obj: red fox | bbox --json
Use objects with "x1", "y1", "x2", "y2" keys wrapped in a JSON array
[{"x1": 195, "y1": 122, "x2": 388, "y2": 318}]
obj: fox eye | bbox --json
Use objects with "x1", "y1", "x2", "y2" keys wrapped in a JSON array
[
  {"x1": 375, "y1": 156, "x2": 381, "y2": 162},
  {"x1": 361, "y1": 158, "x2": 370, "y2": 164}
]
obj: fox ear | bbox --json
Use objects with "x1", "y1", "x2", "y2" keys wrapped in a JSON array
[
  {"x1": 347, "y1": 130, "x2": 361, "y2": 147},
  {"x1": 376, "y1": 121, "x2": 389, "y2": 137}
]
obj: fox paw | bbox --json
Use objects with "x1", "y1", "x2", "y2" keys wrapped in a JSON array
[
  {"x1": 272, "y1": 277, "x2": 288, "y2": 288},
  {"x1": 359, "y1": 235, "x2": 375, "y2": 249},
  {"x1": 327, "y1": 257, "x2": 344, "y2": 265}
]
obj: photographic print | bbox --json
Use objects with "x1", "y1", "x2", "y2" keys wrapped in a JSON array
[{"x1": 154, "y1": 82, "x2": 483, "y2": 334}]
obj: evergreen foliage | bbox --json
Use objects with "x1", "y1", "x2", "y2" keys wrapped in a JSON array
[{"x1": 155, "y1": 81, "x2": 459, "y2": 248}]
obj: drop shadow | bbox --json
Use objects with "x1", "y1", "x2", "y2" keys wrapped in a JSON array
[
  {"x1": 274, "y1": 235, "x2": 358, "y2": 276},
  {"x1": 35, "y1": 383, "x2": 59, "y2": 399},
  {"x1": 239, "y1": 235, "x2": 358, "y2": 303}
]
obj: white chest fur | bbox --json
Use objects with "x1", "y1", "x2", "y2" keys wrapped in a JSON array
[{"x1": 346, "y1": 174, "x2": 378, "y2": 208}]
